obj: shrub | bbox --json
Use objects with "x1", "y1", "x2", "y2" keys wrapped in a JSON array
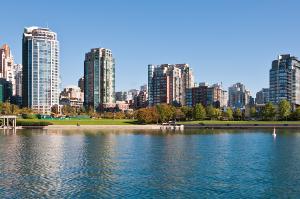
[
  {"x1": 17, "y1": 120, "x2": 52, "y2": 126},
  {"x1": 22, "y1": 114, "x2": 38, "y2": 119}
]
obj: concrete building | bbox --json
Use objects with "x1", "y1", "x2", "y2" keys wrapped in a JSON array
[
  {"x1": 22, "y1": 27, "x2": 60, "y2": 114},
  {"x1": 0, "y1": 44, "x2": 14, "y2": 80},
  {"x1": 60, "y1": 85, "x2": 84, "y2": 108},
  {"x1": 134, "y1": 90, "x2": 148, "y2": 109},
  {"x1": 14, "y1": 64, "x2": 22, "y2": 97},
  {"x1": 0, "y1": 44, "x2": 22, "y2": 96},
  {"x1": 115, "y1": 91, "x2": 126, "y2": 101},
  {"x1": 269, "y1": 54, "x2": 300, "y2": 105},
  {"x1": 228, "y1": 82, "x2": 251, "y2": 109},
  {"x1": 186, "y1": 82, "x2": 227, "y2": 108},
  {"x1": 148, "y1": 64, "x2": 194, "y2": 106},
  {"x1": 84, "y1": 48, "x2": 115, "y2": 111},
  {"x1": 256, "y1": 88, "x2": 269, "y2": 105}
]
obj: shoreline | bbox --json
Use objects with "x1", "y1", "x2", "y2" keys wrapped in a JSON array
[
  {"x1": 21, "y1": 124, "x2": 162, "y2": 130},
  {"x1": 12, "y1": 123, "x2": 300, "y2": 130}
]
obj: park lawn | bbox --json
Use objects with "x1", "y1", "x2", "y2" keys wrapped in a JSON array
[
  {"x1": 17, "y1": 119, "x2": 139, "y2": 125},
  {"x1": 178, "y1": 120, "x2": 300, "y2": 125}
]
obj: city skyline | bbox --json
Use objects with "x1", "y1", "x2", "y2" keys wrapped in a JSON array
[{"x1": 1, "y1": 0, "x2": 300, "y2": 94}]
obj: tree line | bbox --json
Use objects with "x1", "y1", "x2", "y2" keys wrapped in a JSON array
[
  {"x1": 1, "y1": 99, "x2": 300, "y2": 122},
  {"x1": 135, "y1": 100, "x2": 300, "y2": 124}
]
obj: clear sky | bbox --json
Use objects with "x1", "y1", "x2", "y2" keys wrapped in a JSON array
[{"x1": 1, "y1": 0, "x2": 300, "y2": 95}]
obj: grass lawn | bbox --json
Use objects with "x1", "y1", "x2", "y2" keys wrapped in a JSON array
[
  {"x1": 178, "y1": 120, "x2": 300, "y2": 125},
  {"x1": 18, "y1": 119, "x2": 139, "y2": 125}
]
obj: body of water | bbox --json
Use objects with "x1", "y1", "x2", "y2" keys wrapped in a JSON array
[{"x1": 1, "y1": 129, "x2": 300, "y2": 198}]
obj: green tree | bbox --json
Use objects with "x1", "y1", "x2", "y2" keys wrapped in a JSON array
[
  {"x1": 174, "y1": 108, "x2": 185, "y2": 121},
  {"x1": 206, "y1": 105, "x2": 214, "y2": 120},
  {"x1": 61, "y1": 105, "x2": 76, "y2": 116},
  {"x1": 181, "y1": 106, "x2": 193, "y2": 120},
  {"x1": 193, "y1": 103, "x2": 206, "y2": 120},
  {"x1": 262, "y1": 102, "x2": 276, "y2": 121},
  {"x1": 213, "y1": 108, "x2": 222, "y2": 120},
  {"x1": 278, "y1": 99, "x2": 291, "y2": 120},
  {"x1": 233, "y1": 108, "x2": 242, "y2": 121},
  {"x1": 291, "y1": 107, "x2": 300, "y2": 120},
  {"x1": 250, "y1": 106, "x2": 257, "y2": 118},
  {"x1": 224, "y1": 107, "x2": 234, "y2": 120},
  {"x1": 156, "y1": 104, "x2": 174, "y2": 122}
]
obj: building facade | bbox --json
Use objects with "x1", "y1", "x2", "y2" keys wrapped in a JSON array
[
  {"x1": 22, "y1": 27, "x2": 60, "y2": 113},
  {"x1": 0, "y1": 78, "x2": 12, "y2": 103},
  {"x1": 0, "y1": 44, "x2": 14, "y2": 80},
  {"x1": 0, "y1": 44, "x2": 22, "y2": 96},
  {"x1": 84, "y1": 48, "x2": 115, "y2": 111},
  {"x1": 269, "y1": 54, "x2": 300, "y2": 105},
  {"x1": 256, "y1": 88, "x2": 269, "y2": 104},
  {"x1": 78, "y1": 77, "x2": 84, "y2": 93},
  {"x1": 228, "y1": 82, "x2": 251, "y2": 109},
  {"x1": 60, "y1": 85, "x2": 84, "y2": 109},
  {"x1": 186, "y1": 82, "x2": 227, "y2": 108},
  {"x1": 148, "y1": 64, "x2": 194, "y2": 106}
]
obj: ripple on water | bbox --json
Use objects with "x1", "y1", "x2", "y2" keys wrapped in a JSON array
[{"x1": 1, "y1": 130, "x2": 300, "y2": 198}]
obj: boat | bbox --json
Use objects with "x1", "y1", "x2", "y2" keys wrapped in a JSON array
[{"x1": 273, "y1": 127, "x2": 276, "y2": 138}]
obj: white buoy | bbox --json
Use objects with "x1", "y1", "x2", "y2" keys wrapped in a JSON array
[{"x1": 272, "y1": 127, "x2": 276, "y2": 138}]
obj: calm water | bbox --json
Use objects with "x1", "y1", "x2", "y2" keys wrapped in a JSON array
[{"x1": 1, "y1": 129, "x2": 300, "y2": 198}]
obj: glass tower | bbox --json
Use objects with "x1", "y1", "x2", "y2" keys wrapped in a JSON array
[
  {"x1": 269, "y1": 54, "x2": 300, "y2": 105},
  {"x1": 22, "y1": 27, "x2": 60, "y2": 114},
  {"x1": 84, "y1": 48, "x2": 115, "y2": 111}
]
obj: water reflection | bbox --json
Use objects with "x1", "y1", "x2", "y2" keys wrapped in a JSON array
[{"x1": 1, "y1": 129, "x2": 300, "y2": 198}]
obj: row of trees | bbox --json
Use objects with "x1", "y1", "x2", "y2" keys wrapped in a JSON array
[
  {"x1": 2, "y1": 99, "x2": 300, "y2": 122},
  {"x1": 135, "y1": 100, "x2": 300, "y2": 124},
  {"x1": 136, "y1": 104, "x2": 241, "y2": 124}
]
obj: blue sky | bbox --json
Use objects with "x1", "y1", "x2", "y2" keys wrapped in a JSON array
[{"x1": 1, "y1": 0, "x2": 300, "y2": 95}]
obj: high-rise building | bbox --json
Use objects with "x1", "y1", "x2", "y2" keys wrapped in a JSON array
[
  {"x1": 0, "y1": 44, "x2": 22, "y2": 96},
  {"x1": 256, "y1": 88, "x2": 269, "y2": 104},
  {"x1": 0, "y1": 44, "x2": 14, "y2": 79},
  {"x1": 13, "y1": 64, "x2": 22, "y2": 97},
  {"x1": 84, "y1": 48, "x2": 115, "y2": 111},
  {"x1": 22, "y1": 27, "x2": 60, "y2": 114},
  {"x1": 78, "y1": 77, "x2": 84, "y2": 92},
  {"x1": 0, "y1": 78, "x2": 12, "y2": 103},
  {"x1": 228, "y1": 82, "x2": 251, "y2": 109},
  {"x1": 269, "y1": 54, "x2": 300, "y2": 105},
  {"x1": 148, "y1": 64, "x2": 194, "y2": 106},
  {"x1": 207, "y1": 83, "x2": 227, "y2": 108}
]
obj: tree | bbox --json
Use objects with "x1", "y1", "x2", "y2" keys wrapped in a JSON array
[
  {"x1": 136, "y1": 107, "x2": 159, "y2": 124},
  {"x1": 181, "y1": 106, "x2": 193, "y2": 120},
  {"x1": 213, "y1": 108, "x2": 222, "y2": 120},
  {"x1": 174, "y1": 108, "x2": 185, "y2": 121},
  {"x1": 233, "y1": 108, "x2": 242, "y2": 121},
  {"x1": 291, "y1": 107, "x2": 300, "y2": 120},
  {"x1": 262, "y1": 102, "x2": 276, "y2": 121},
  {"x1": 193, "y1": 103, "x2": 206, "y2": 120},
  {"x1": 278, "y1": 99, "x2": 291, "y2": 120},
  {"x1": 61, "y1": 105, "x2": 76, "y2": 116},
  {"x1": 206, "y1": 105, "x2": 215, "y2": 120},
  {"x1": 250, "y1": 106, "x2": 257, "y2": 118},
  {"x1": 156, "y1": 104, "x2": 174, "y2": 122},
  {"x1": 115, "y1": 112, "x2": 126, "y2": 119},
  {"x1": 223, "y1": 107, "x2": 234, "y2": 120}
]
